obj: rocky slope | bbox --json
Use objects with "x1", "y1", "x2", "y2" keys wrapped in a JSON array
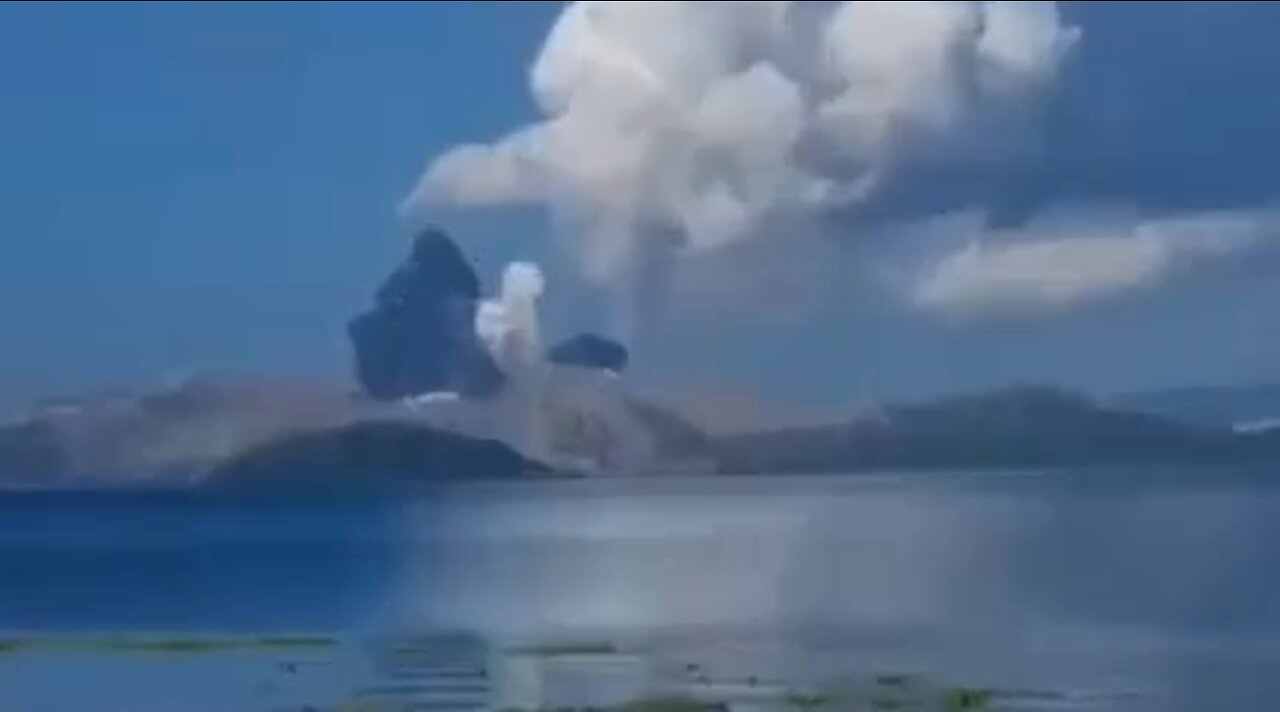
[
  {"x1": 0, "y1": 378, "x2": 358, "y2": 487},
  {"x1": 206, "y1": 421, "x2": 550, "y2": 490}
]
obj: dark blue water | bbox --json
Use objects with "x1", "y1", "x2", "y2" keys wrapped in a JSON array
[
  {"x1": 0, "y1": 492, "x2": 415, "y2": 631},
  {"x1": 3, "y1": 469, "x2": 1280, "y2": 710}
]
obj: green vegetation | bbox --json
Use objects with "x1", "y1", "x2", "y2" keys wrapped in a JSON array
[
  {"x1": 506, "y1": 640, "x2": 621, "y2": 657},
  {"x1": 252, "y1": 635, "x2": 338, "y2": 649},
  {"x1": 0, "y1": 634, "x2": 337, "y2": 657},
  {"x1": 498, "y1": 703, "x2": 726, "y2": 712},
  {"x1": 776, "y1": 676, "x2": 998, "y2": 711},
  {"x1": 784, "y1": 692, "x2": 832, "y2": 709},
  {"x1": 617, "y1": 700, "x2": 728, "y2": 712},
  {"x1": 944, "y1": 687, "x2": 995, "y2": 710},
  {"x1": 0, "y1": 638, "x2": 21, "y2": 658},
  {"x1": 874, "y1": 674, "x2": 920, "y2": 688},
  {"x1": 107, "y1": 638, "x2": 235, "y2": 654},
  {"x1": 0, "y1": 633, "x2": 1056, "y2": 712},
  {"x1": 498, "y1": 692, "x2": 995, "y2": 712}
]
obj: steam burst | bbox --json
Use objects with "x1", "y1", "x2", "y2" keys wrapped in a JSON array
[
  {"x1": 472, "y1": 262, "x2": 549, "y2": 458},
  {"x1": 406, "y1": 1, "x2": 1080, "y2": 320},
  {"x1": 476, "y1": 262, "x2": 546, "y2": 373}
]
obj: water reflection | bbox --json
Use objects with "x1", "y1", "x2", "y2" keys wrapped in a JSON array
[
  {"x1": 395, "y1": 471, "x2": 1280, "y2": 709},
  {"x1": 2, "y1": 471, "x2": 1278, "y2": 709}
]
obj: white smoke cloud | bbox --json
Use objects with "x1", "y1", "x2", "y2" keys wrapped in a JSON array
[
  {"x1": 471, "y1": 262, "x2": 550, "y2": 460},
  {"x1": 911, "y1": 209, "x2": 1279, "y2": 318},
  {"x1": 476, "y1": 262, "x2": 546, "y2": 372},
  {"x1": 408, "y1": 1, "x2": 1080, "y2": 292}
]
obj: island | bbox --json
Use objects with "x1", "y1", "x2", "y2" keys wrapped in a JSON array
[{"x1": 3, "y1": 229, "x2": 1280, "y2": 489}]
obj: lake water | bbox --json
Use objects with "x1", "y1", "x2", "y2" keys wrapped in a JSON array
[{"x1": 2, "y1": 468, "x2": 1278, "y2": 710}]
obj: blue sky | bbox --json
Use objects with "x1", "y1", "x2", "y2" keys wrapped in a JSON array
[
  {"x1": 0, "y1": 1, "x2": 559, "y2": 407},
  {"x1": 2, "y1": 1, "x2": 1280, "y2": 411}
]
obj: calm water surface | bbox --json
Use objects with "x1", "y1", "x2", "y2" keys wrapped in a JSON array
[{"x1": 1, "y1": 468, "x2": 1277, "y2": 710}]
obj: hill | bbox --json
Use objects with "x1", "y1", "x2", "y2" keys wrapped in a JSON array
[
  {"x1": 206, "y1": 421, "x2": 552, "y2": 491},
  {"x1": 710, "y1": 386, "x2": 1280, "y2": 474},
  {"x1": 1110, "y1": 384, "x2": 1280, "y2": 431}
]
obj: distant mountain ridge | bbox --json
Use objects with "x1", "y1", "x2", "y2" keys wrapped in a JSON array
[
  {"x1": 708, "y1": 385, "x2": 1280, "y2": 475},
  {"x1": 1110, "y1": 384, "x2": 1280, "y2": 430},
  {"x1": 0, "y1": 378, "x2": 358, "y2": 487},
  {"x1": 0, "y1": 371, "x2": 709, "y2": 487},
  {"x1": 7, "y1": 228, "x2": 1280, "y2": 487},
  {"x1": 6, "y1": 380, "x2": 1280, "y2": 486}
]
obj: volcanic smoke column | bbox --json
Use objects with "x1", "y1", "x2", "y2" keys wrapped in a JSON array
[
  {"x1": 475, "y1": 262, "x2": 551, "y2": 459},
  {"x1": 405, "y1": 1, "x2": 1081, "y2": 333}
]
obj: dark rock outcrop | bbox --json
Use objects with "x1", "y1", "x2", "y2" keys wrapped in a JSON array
[
  {"x1": 349, "y1": 229, "x2": 504, "y2": 400},
  {"x1": 547, "y1": 333, "x2": 629, "y2": 372},
  {"x1": 206, "y1": 422, "x2": 552, "y2": 490}
]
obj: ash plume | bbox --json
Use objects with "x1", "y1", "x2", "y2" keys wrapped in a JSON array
[{"x1": 406, "y1": 1, "x2": 1080, "y2": 328}]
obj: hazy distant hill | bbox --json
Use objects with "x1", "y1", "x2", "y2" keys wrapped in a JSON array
[
  {"x1": 0, "y1": 373, "x2": 709, "y2": 487},
  {"x1": 0, "y1": 378, "x2": 357, "y2": 487},
  {"x1": 621, "y1": 396, "x2": 710, "y2": 461},
  {"x1": 1110, "y1": 385, "x2": 1280, "y2": 431},
  {"x1": 10, "y1": 378, "x2": 1280, "y2": 487},
  {"x1": 710, "y1": 386, "x2": 1280, "y2": 474}
]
